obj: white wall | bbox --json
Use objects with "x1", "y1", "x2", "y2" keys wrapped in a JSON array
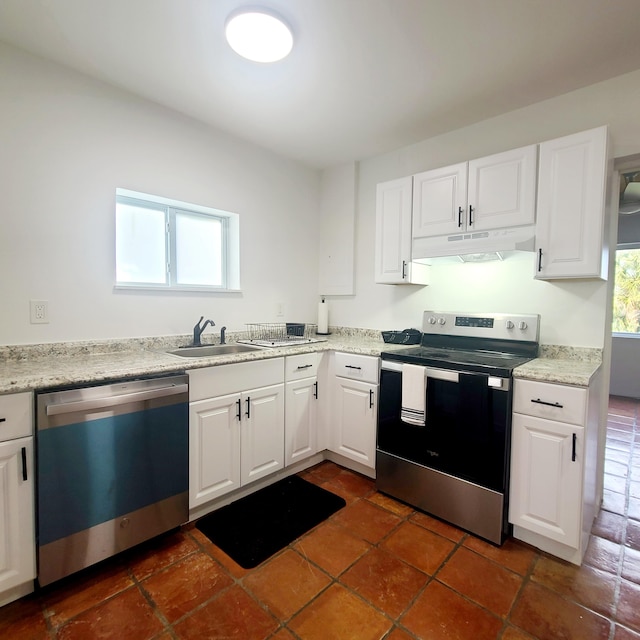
[
  {"x1": 326, "y1": 67, "x2": 640, "y2": 349},
  {"x1": 0, "y1": 43, "x2": 321, "y2": 345},
  {"x1": 610, "y1": 336, "x2": 640, "y2": 398}
]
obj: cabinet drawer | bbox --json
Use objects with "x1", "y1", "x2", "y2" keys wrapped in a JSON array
[
  {"x1": 334, "y1": 353, "x2": 379, "y2": 384},
  {"x1": 285, "y1": 353, "x2": 321, "y2": 381},
  {"x1": 0, "y1": 392, "x2": 33, "y2": 441},
  {"x1": 513, "y1": 379, "x2": 587, "y2": 426},
  {"x1": 188, "y1": 358, "x2": 284, "y2": 402}
]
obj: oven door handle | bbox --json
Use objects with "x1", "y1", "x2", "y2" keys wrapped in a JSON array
[
  {"x1": 424, "y1": 368, "x2": 459, "y2": 383},
  {"x1": 381, "y1": 361, "x2": 459, "y2": 382}
]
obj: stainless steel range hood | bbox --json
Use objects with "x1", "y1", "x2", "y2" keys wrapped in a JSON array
[{"x1": 412, "y1": 225, "x2": 536, "y2": 262}]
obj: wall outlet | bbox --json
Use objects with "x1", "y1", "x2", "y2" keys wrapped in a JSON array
[
  {"x1": 276, "y1": 302, "x2": 284, "y2": 317},
  {"x1": 30, "y1": 300, "x2": 49, "y2": 324}
]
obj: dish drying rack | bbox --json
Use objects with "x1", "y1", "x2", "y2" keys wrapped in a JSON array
[{"x1": 238, "y1": 323, "x2": 322, "y2": 347}]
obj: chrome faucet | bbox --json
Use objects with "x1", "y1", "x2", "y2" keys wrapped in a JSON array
[
  {"x1": 193, "y1": 316, "x2": 215, "y2": 346},
  {"x1": 220, "y1": 326, "x2": 227, "y2": 345}
]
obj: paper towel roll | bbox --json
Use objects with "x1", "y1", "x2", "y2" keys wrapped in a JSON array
[{"x1": 317, "y1": 299, "x2": 329, "y2": 334}]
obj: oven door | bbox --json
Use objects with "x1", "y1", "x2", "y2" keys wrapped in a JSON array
[{"x1": 377, "y1": 361, "x2": 511, "y2": 493}]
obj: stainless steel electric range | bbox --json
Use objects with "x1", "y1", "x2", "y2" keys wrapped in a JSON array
[{"x1": 376, "y1": 310, "x2": 540, "y2": 545}]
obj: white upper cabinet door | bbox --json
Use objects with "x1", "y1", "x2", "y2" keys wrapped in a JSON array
[
  {"x1": 375, "y1": 177, "x2": 429, "y2": 285},
  {"x1": 375, "y1": 176, "x2": 411, "y2": 283},
  {"x1": 412, "y1": 145, "x2": 536, "y2": 239},
  {"x1": 467, "y1": 144, "x2": 537, "y2": 231},
  {"x1": 535, "y1": 126, "x2": 609, "y2": 280},
  {"x1": 412, "y1": 163, "x2": 467, "y2": 238}
]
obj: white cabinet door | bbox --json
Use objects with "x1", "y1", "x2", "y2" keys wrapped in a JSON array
[
  {"x1": 509, "y1": 413, "x2": 583, "y2": 548},
  {"x1": 332, "y1": 377, "x2": 377, "y2": 468},
  {"x1": 375, "y1": 177, "x2": 429, "y2": 285},
  {"x1": 535, "y1": 126, "x2": 609, "y2": 279},
  {"x1": 412, "y1": 145, "x2": 536, "y2": 239},
  {"x1": 0, "y1": 437, "x2": 36, "y2": 594},
  {"x1": 412, "y1": 163, "x2": 467, "y2": 238},
  {"x1": 189, "y1": 393, "x2": 241, "y2": 507},
  {"x1": 467, "y1": 145, "x2": 537, "y2": 231},
  {"x1": 285, "y1": 377, "x2": 318, "y2": 466},
  {"x1": 241, "y1": 384, "x2": 285, "y2": 485}
]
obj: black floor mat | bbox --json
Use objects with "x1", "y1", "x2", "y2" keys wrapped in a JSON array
[{"x1": 195, "y1": 475, "x2": 346, "y2": 569}]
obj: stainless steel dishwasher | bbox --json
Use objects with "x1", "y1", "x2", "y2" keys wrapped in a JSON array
[{"x1": 35, "y1": 374, "x2": 189, "y2": 586}]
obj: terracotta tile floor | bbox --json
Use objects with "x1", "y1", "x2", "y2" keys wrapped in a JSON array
[{"x1": 2, "y1": 396, "x2": 640, "y2": 639}]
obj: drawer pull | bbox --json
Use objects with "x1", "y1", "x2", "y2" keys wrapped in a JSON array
[
  {"x1": 531, "y1": 398, "x2": 563, "y2": 409},
  {"x1": 572, "y1": 433, "x2": 577, "y2": 462},
  {"x1": 21, "y1": 447, "x2": 27, "y2": 481},
  {"x1": 345, "y1": 365, "x2": 362, "y2": 370},
  {"x1": 314, "y1": 381, "x2": 318, "y2": 399},
  {"x1": 369, "y1": 389, "x2": 374, "y2": 409},
  {"x1": 296, "y1": 364, "x2": 313, "y2": 370},
  {"x1": 0, "y1": 417, "x2": 5, "y2": 423}
]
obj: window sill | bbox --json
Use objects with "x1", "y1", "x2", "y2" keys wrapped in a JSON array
[
  {"x1": 114, "y1": 284, "x2": 242, "y2": 294},
  {"x1": 612, "y1": 332, "x2": 640, "y2": 339}
]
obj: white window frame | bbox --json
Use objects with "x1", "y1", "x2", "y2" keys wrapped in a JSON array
[
  {"x1": 114, "y1": 188, "x2": 240, "y2": 292},
  {"x1": 612, "y1": 241, "x2": 640, "y2": 338}
]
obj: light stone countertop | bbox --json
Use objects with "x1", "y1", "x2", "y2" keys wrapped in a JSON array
[
  {"x1": 0, "y1": 331, "x2": 389, "y2": 394},
  {"x1": 0, "y1": 331, "x2": 602, "y2": 394},
  {"x1": 512, "y1": 345, "x2": 602, "y2": 387}
]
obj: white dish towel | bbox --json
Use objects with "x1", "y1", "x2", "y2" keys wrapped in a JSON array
[{"x1": 401, "y1": 363, "x2": 427, "y2": 426}]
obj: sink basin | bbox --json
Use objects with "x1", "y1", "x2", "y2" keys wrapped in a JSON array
[{"x1": 166, "y1": 344, "x2": 264, "y2": 358}]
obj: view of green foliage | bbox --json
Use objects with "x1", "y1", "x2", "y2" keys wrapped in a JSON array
[{"x1": 613, "y1": 248, "x2": 640, "y2": 333}]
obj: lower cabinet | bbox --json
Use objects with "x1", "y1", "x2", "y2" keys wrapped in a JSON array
[
  {"x1": 188, "y1": 359, "x2": 285, "y2": 508},
  {"x1": 510, "y1": 413, "x2": 583, "y2": 547},
  {"x1": 188, "y1": 351, "x2": 381, "y2": 509},
  {"x1": 329, "y1": 353, "x2": 379, "y2": 469},
  {"x1": 189, "y1": 393, "x2": 241, "y2": 505},
  {"x1": 0, "y1": 392, "x2": 36, "y2": 606},
  {"x1": 509, "y1": 373, "x2": 601, "y2": 564},
  {"x1": 284, "y1": 353, "x2": 321, "y2": 466}
]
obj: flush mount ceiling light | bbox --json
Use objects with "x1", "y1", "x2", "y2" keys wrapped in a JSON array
[{"x1": 225, "y1": 9, "x2": 293, "y2": 63}]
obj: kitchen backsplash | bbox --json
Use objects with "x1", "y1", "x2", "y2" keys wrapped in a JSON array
[{"x1": 0, "y1": 327, "x2": 600, "y2": 364}]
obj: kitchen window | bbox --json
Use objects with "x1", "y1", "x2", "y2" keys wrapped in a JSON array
[
  {"x1": 612, "y1": 245, "x2": 640, "y2": 334},
  {"x1": 115, "y1": 189, "x2": 240, "y2": 291}
]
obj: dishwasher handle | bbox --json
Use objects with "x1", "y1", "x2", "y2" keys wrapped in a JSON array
[{"x1": 45, "y1": 384, "x2": 189, "y2": 416}]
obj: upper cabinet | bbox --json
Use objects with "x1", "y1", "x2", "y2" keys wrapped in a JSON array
[
  {"x1": 412, "y1": 145, "x2": 538, "y2": 239},
  {"x1": 535, "y1": 126, "x2": 610, "y2": 280},
  {"x1": 375, "y1": 177, "x2": 429, "y2": 285}
]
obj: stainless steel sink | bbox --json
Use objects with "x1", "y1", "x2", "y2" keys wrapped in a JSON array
[{"x1": 166, "y1": 344, "x2": 264, "y2": 358}]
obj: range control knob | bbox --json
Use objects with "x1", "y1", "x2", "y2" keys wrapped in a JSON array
[
  {"x1": 505, "y1": 320, "x2": 515, "y2": 329},
  {"x1": 518, "y1": 321, "x2": 528, "y2": 330},
  {"x1": 428, "y1": 316, "x2": 437, "y2": 325},
  {"x1": 437, "y1": 317, "x2": 446, "y2": 325}
]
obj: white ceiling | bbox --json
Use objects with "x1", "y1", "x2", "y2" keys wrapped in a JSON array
[{"x1": 2, "y1": 0, "x2": 640, "y2": 168}]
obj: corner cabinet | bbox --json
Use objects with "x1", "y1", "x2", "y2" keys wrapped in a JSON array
[
  {"x1": 375, "y1": 177, "x2": 429, "y2": 285},
  {"x1": 329, "y1": 353, "x2": 379, "y2": 471},
  {"x1": 188, "y1": 359, "x2": 285, "y2": 508},
  {"x1": 509, "y1": 373, "x2": 601, "y2": 565},
  {"x1": 412, "y1": 144, "x2": 537, "y2": 239},
  {"x1": 0, "y1": 392, "x2": 36, "y2": 607},
  {"x1": 535, "y1": 126, "x2": 610, "y2": 280}
]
